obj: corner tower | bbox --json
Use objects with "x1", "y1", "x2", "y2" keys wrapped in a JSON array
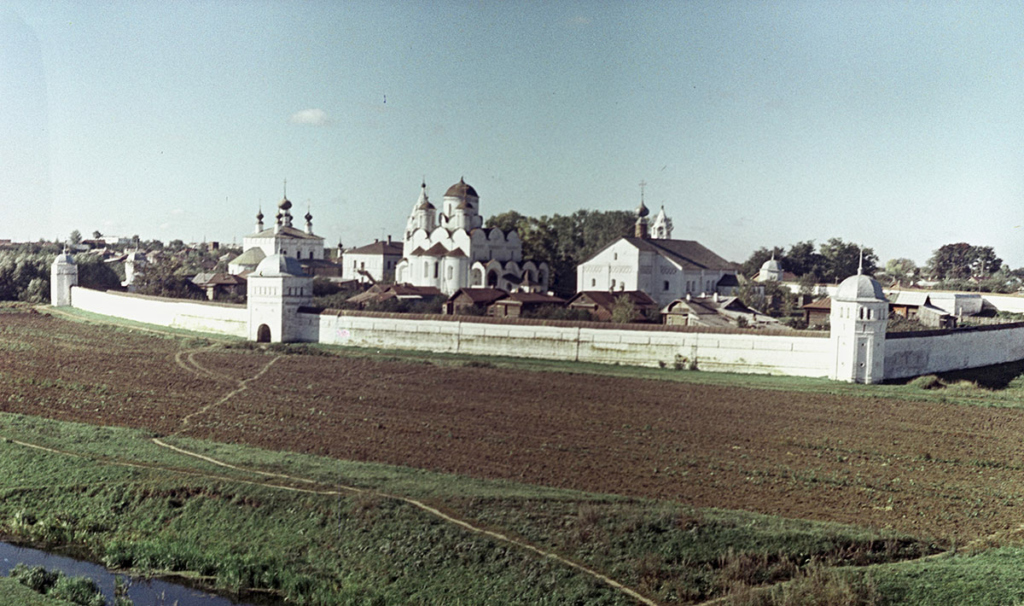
[
  {"x1": 50, "y1": 250, "x2": 78, "y2": 307},
  {"x1": 829, "y1": 264, "x2": 888, "y2": 384}
]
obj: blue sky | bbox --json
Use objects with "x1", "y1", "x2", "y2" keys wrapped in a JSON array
[{"x1": 2, "y1": 1, "x2": 1022, "y2": 269}]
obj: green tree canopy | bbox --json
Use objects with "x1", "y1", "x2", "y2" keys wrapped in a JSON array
[
  {"x1": 486, "y1": 209, "x2": 634, "y2": 297},
  {"x1": 739, "y1": 238, "x2": 874, "y2": 283},
  {"x1": 927, "y1": 243, "x2": 1003, "y2": 281}
]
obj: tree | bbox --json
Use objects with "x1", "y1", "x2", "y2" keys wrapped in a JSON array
[
  {"x1": 485, "y1": 209, "x2": 633, "y2": 297},
  {"x1": 610, "y1": 294, "x2": 639, "y2": 323},
  {"x1": 927, "y1": 243, "x2": 1003, "y2": 281},
  {"x1": 884, "y1": 258, "x2": 918, "y2": 287},
  {"x1": 92, "y1": 230, "x2": 103, "y2": 240},
  {"x1": 69, "y1": 230, "x2": 82, "y2": 245},
  {"x1": 784, "y1": 240, "x2": 825, "y2": 279},
  {"x1": 818, "y1": 238, "x2": 877, "y2": 283}
]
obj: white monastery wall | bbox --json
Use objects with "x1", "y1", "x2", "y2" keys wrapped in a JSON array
[
  {"x1": 884, "y1": 323, "x2": 1024, "y2": 379},
  {"x1": 302, "y1": 311, "x2": 833, "y2": 377},
  {"x1": 71, "y1": 287, "x2": 248, "y2": 338}
]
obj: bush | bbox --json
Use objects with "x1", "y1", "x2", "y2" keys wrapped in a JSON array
[
  {"x1": 10, "y1": 564, "x2": 106, "y2": 606},
  {"x1": 908, "y1": 375, "x2": 943, "y2": 390},
  {"x1": 48, "y1": 575, "x2": 106, "y2": 606}
]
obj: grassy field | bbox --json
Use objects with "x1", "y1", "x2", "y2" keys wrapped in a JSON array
[
  {"x1": 6, "y1": 305, "x2": 1024, "y2": 604},
  {"x1": 0, "y1": 412, "x2": 942, "y2": 605}
]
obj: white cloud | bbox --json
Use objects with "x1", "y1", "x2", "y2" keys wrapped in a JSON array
[{"x1": 289, "y1": 108, "x2": 332, "y2": 127}]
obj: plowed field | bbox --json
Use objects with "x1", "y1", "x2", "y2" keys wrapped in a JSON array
[{"x1": 4, "y1": 309, "x2": 1024, "y2": 543}]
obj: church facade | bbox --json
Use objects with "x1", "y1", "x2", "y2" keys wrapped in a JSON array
[
  {"x1": 576, "y1": 198, "x2": 739, "y2": 308},
  {"x1": 394, "y1": 179, "x2": 549, "y2": 295},
  {"x1": 229, "y1": 192, "x2": 326, "y2": 275}
]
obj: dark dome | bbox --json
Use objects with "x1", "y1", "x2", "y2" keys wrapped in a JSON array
[
  {"x1": 278, "y1": 197, "x2": 292, "y2": 210},
  {"x1": 445, "y1": 177, "x2": 478, "y2": 198},
  {"x1": 635, "y1": 200, "x2": 649, "y2": 218}
]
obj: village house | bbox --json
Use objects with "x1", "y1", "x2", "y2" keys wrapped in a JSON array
[
  {"x1": 662, "y1": 294, "x2": 776, "y2": 328},
  {"x1": 443, "y1": 288, "x2": 508, "y2": 315},
  {"x1": 488, "y1": 292, "x2": 566, "y2": 318},
  {"x1": 566, "y1": 290, "x2": 658, "y2": 322},
  {"x1": 342, "y1": 237, "x2": 403, "y2": 284}
]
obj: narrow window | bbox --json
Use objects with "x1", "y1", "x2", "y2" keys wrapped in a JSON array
[
  {"x1": 591, "y1": 278, "x2": 596, "y2": 287},
  {"x1": 434, "y1": 262, "x2": 439, "y2": 278},
  {"x1": 614, "y1": 252, "x2": 618, "y2": 260},
  {"x1": 663, "y1": 280, "x2": 669, "y2": 291}
]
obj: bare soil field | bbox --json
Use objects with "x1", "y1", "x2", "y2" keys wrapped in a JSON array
[{"x1": 4, "y1": 309, "x2": 1024, "y2": 543}]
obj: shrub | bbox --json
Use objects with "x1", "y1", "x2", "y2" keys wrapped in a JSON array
[
  {"x1": 48, "y1": 575, "x2": 106, "y2": 606},
  {"x1": 908, "y1": 375, "x2": 943, "y2": 390}
]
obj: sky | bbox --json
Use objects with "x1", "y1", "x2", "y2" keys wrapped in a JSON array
[{"x1": 1, "y1": 1, "x2": 1022, "y2": 269}]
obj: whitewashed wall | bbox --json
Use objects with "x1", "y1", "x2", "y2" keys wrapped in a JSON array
[
  {"x1": 302, "y1": 311, "x2": 834, "y2": 377},
  {"x1": 884, "y1": 323, "x2": 1024, "y2": 379},
  {"x1": 71, "y1": 287, "x2": 248, "y2": 338}
]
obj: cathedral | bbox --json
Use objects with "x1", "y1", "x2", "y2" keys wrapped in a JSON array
[{"x1": 394, "y1": 178, "x2": 549, "y2": 295}]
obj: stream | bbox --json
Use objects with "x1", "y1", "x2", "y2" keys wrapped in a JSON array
[{"x1": 0, "y1": 541, "x2": 266, "y2": 605}]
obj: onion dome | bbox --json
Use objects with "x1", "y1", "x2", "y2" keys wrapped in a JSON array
[
  {"x1": 445, "y1": 177, "x2": 478, "y2": 198},
  {"x1": 635, "y1": 199, "x2": 649, "y2": 218},
  {"x1": 278, "y1": 197, "x2": 292, "y2": 211},
  {"x1": 304, "y1": 210, "x2": 313, "y2": 222},
  {"x1": 416, "y1": 181, "x2": 435, "y2": 210},
  {"x1": 256, "y1": 208, "x2": 264, "y2": 221}
]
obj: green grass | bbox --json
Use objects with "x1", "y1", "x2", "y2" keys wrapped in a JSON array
[
  {"x1": 0, "y1": 576, "x2": 76, "y2": 606},
  {"x1": 0, "y1": 413, "x2": 937, "y2": 605}
]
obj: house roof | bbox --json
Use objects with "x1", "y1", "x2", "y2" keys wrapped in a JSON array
[
  {"x1": 802, "y1": 297, "x2": 832, "y2": 311},
  {"x1": 249, "y1": 225, "x2": 322, "y2": 240},
  {"x1": 569, "y1": 291, "x2": 658, "y2": 311},
  {"x1": 346, "y1": 241, "x2": 403, "y2": 256},
  {"x1": 447, "y1": 288, "x2": 508, "y2": 305},
  {"x1": 495, "y1": 292, "x2": 566, "y2": 306},
  {"x1": 583, "y1": 237, "x2": 738, "y2": 271},
  {"x1": 889, "y1": 291, "x2": 930, "y2": 307},
  {"x1": 230, "y1": 247, "x2": 267, "y2": 267}
]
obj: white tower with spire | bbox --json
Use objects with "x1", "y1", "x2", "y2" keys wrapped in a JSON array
[{"x1": 829, "y1": 253, "x2": 889, "y2": 383}]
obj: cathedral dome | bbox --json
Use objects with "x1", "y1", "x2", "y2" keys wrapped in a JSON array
[
  {"x1": 253, "y1": 254, "x2": 306, "y2": 277},
  {"x1": 835, "y1": 273, "x2": 886, "y2": 302},
  {"x1": 278, "y1": 197, "x2": 292, "y2": 211},
  {"x1": 445, "y1": 178, "x2": 478, "y2": 198}
]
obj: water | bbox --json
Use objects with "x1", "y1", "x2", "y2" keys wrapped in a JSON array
[{"x1": 0, "y1": 541, "x2": 262, "y2": 606}]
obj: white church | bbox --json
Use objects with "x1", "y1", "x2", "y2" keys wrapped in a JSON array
[
  {"x1": 576, "y1": 196, "x2": 740, "y2": 308},
  {"x1": 228, "y1": 192, "x2": 326, "y2": 275},
  {"x1": 394, "y1": 178, "x2": 550, "y2": 295}
]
